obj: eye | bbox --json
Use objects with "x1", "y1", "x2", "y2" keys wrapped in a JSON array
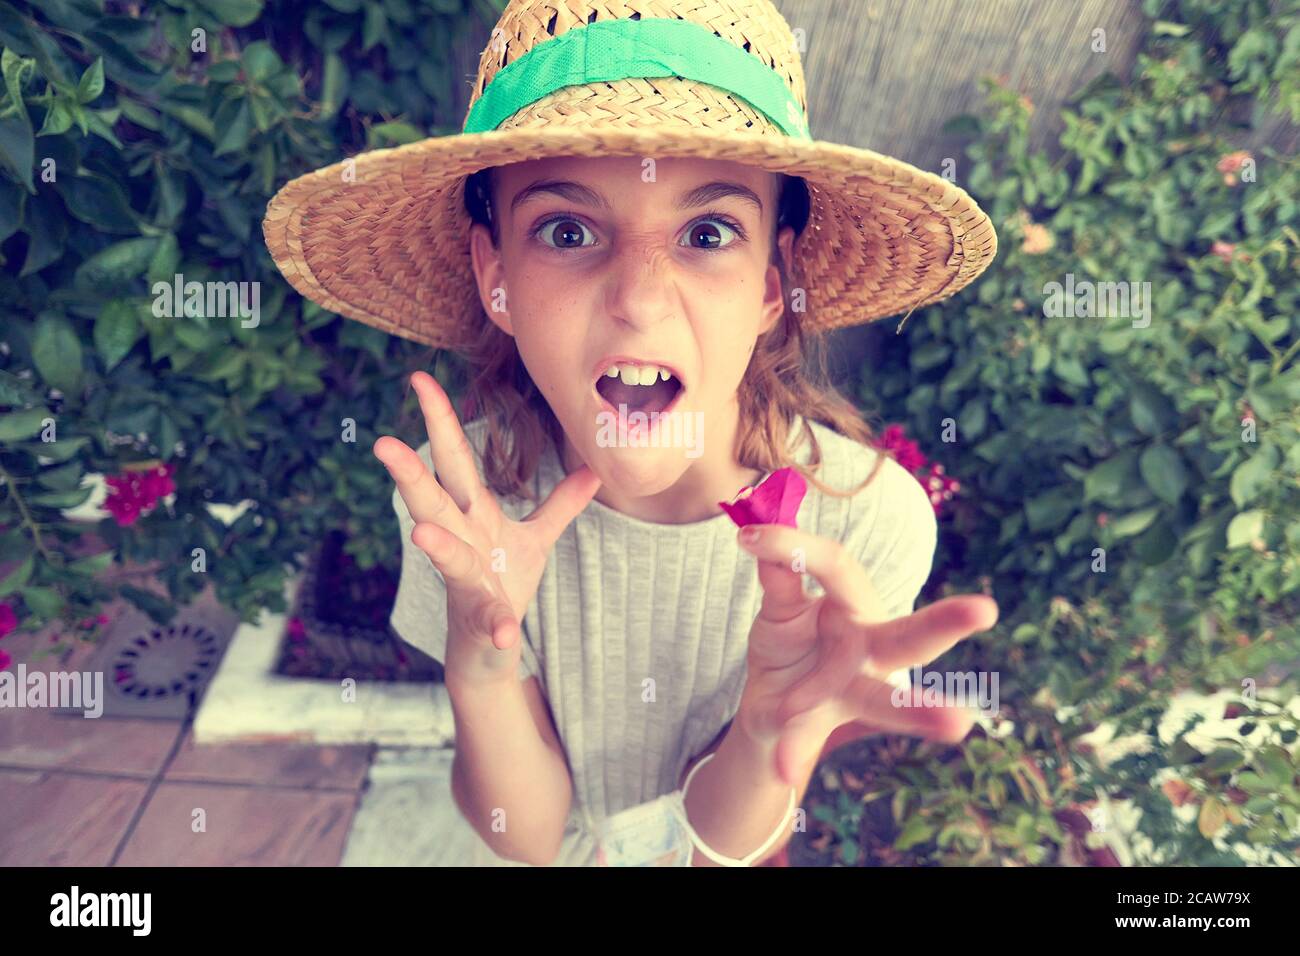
[
  {"x1": 681, "y1": 217, "x2": 740, "y2": 250},
  {"x1": 537, "y1": 218, "x2": 596, "y2": 249}
]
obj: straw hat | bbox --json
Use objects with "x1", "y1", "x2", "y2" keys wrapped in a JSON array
[{"x1": 262, "y1": 0, "x2": 997, "y2": 350}]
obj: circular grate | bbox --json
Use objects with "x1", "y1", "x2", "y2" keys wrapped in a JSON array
[{"x1": 110, "y1": 621, "x2": 221, "y2": 700}]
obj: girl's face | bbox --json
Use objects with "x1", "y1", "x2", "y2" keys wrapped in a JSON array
[{"x1": 469, "y1": 155, "x2": 796, "y2": 497}]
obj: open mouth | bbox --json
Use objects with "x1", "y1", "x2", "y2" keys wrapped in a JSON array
[{"x1": 593, "y1": 360, "x2": 685, "y2": 417}]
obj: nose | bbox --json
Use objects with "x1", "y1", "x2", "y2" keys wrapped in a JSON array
[{"x1": 604, "y1": 243, "x2": 676, "y2": 331}]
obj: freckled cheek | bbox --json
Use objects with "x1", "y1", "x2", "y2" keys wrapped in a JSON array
[
  {"x1": 692, "y1": 270, "x2": 767, "y2": 387},
  {"x1": 507, "y1": 274, "x2": 594, "y2": 397}
]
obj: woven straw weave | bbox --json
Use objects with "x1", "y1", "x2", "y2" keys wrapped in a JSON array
[{"x1": 263, "y1": 0, "x2": 997, "y2": 349}]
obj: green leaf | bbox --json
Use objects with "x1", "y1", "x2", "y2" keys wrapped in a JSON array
[
  {"x1": 1109, "y1": 506, "x2": 1159, "y2": 539},
  {"x1": 22, "y1": 586, "x2": 62, "y2": 619},
  {"x1": 27, "y1": 485, "x2": 94, "y2": 508},
  {"x1": 1083, "y1": 448, "x2": 1140, "y2": 503},
  {"x1": 368, "y1": 120, "x2": 424, "y2": 146},
  {"x1": 36, "y1": 460, "x2": 82, "y2": 491},
  {"x1": 0, "y1": 113, "x2": 35, "y2": 193},
  {"x1": 894, "y1": 815, "x2": 934, "y2": 851},
  {"x1": 20, "y1": 191, "x2": 66, "y2": 274},
  {"x1": 67, "y1": 551, "x2": 114, "y2": 576},
  {"x1": 59, "y1": 173, "x2": 136, "y2": 233},
  {"x1": 95, "y1": 300, "x2": 143, "y2": 371},
  {"x1": 0, "y1": 176, "x2": 22, "y2": 240},
  {"x1": 37, "y1": 435, "x2": 90, "y2": 462},
  {"x1": 73, "y1": 236, "x2": 160, "y2": 289},
  {"x1": 158, "y1": 103, "x2": 216, "y2": 141},
  {"x1": 147, "y1": 233, "x2": 180, "y2": 284},
  {"x1": 32, "y1": 312, "x2": 83, "y2": 393},
  {"x1": 1255, "y1": 746, "x2": 1293, "y2": 788},
  {"x1": 1197, "y1": 208, "x2": 1238, "y2": 239},
  {"x1": 196, "y1": 0, "x2": 266, "y2": 27},
  {"x1": 320, "y1": 53, "x2": 348, "y2": 120},
  {"x1": 213, "y1": 99, "x2": 253, "y2": 156},
  {"x1": 1225, "y1": 510, "x2": 1265, "y2": 549},
  {"x1": 76, "y1": 57, "x2": 105, "y2": 103},
  {"x1": 362, "y1": 3, "x2": 387, "y2": 50},
  {"x1": 84, "y1": 108, "x2": 122, "y2": 148},
  {"x1": 120, "y1": 584, "x2": 176, "y2": 623},
  {"x1": 1133, "y1": 518, "x2": 1178, "y2": 565},
  {"x1": 1202, "y1": 748, "x2": 1245, "y2": 774},
  {"x1": 242, "y1": 41, "x2": 282, "y2": 84},
  {"x1": 0, "y1": 555, "x2": 34, "y2": 597},
  {"x1": 1025, "y1": 489, "x2": 1077, "y2": 531},
  {"x1": 1229, "y1": 444, "x2": 1280, "y2": 507},
  {"x1": 1129, "y1": 386, "x2": 1176, "y2": 437},
  {"x1": 1, "y1": 47, "x2": 31, "y2": 125},
  {"x1": 1140, "y1": 445, "x2": 1188, "y2": 505},
  {"x1": 36, "y1": 99, "x2": 74, "y2": 137},
  {"x1": 0, "y1": 406, "x2": 49, "y2": 441}
]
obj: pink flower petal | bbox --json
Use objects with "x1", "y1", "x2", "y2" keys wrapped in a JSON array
[{"x1": 718, "y1": 466, "x2": 807, "y2": 529}]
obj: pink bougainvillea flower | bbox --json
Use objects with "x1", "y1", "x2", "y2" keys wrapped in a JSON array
[
  {"x1": 104, "y1": 462, "x2": 176, "y2": 527},
  {"x1": 874, "y1": 424, "x2": 929, "y2": 475},
  {"x1": 921, "y1": 464, "x2": 961, "y2": 516},
  {"x1": 718, "y1": 466, "x2": 808, "y2": 529},
  {"x1": 872, "y1": 424, "x2": 963, "y2": 518},
  {"x1": 287, "y1": 617, "x2": 307, "y2": 644},
  {"x1": 1211, "y1": 240, "x2": 1237, "y2": 263},
  {"x1": 0, "y1": 602, "x2": 16, "y2": 639},
  {"x1": 1216, "y1": 150, "x2": 1252, "y2": 174},
  {"x1": 0, "y1": 649, "x2": 11, "y2": 672}
]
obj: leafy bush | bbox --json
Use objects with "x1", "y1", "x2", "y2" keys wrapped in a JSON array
[
  {"x1": 1, "y1": 0, "x2": 1296, "y2": 866},
  {"x1": 839, "y1": 0, "x2": 1300, "y2": 865},
  {"x1": 0, "y1": 0, "x2": 497, "y2": 641}
]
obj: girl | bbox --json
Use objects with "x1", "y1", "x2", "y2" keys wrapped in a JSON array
[{"x1": 264, "y1": 0, "x2": 1000, "y2": 867}]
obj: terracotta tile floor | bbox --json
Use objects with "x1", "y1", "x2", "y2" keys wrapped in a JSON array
[{"x1": 0, "y1": 609, "x2": 375, "y2": 867}]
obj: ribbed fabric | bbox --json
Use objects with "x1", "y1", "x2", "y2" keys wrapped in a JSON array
[{"x1": 389, "y1": 415, "x2": 938, "y2": 865}]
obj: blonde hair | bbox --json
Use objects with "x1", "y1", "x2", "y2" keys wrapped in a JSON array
[{"x1": 457, "y1": 169, "x2": 887, "y2": 505}]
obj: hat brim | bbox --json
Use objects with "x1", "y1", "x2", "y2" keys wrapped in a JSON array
[{"x1": 262, "y1": 125, "x2": 997, "y2": 349}]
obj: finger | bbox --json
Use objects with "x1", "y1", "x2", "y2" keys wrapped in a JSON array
[
  {"x1": 520, "y1": 462, "x2": 602, "y2": 548},
  {"x1": 411, "y1": 523, "x2": 518, "y2": 650},
  {"x1": 753, "y1": 550, "x2": 809, "y2": 622},
  {"x1": 738, "y1": 524, "x2": 886, "y2": 623},
  {"x1": 409, "y1": 371, "x2": 483, "y2": 513},
  {"x1": 861, "y1": 595, "x2": 998, "y2": 674},
  {"x1": 475, "y1": 597, "x2": 522, "y2": 652},
  {"x1": 410, "y1": 521, "x2": 487, "y2": 594},
  {"x1": 841, "y1": 672, "x2": 979, "y2": 743},
  {"x1": 374, "y1": 436, "x2": 470, "y2": 539}
]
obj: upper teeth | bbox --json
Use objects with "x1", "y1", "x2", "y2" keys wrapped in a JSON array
[{"x1": 604, "y1": 363, "x2": 673, "y2": 386}]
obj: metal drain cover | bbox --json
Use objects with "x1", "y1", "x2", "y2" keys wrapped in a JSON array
[{"x1": 54, "y1": 599, "x2": 240, "y2": 720}]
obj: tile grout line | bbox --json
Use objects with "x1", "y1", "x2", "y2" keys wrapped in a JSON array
[
  {"x1": 336, "y1": 743, "x2": 380, "y2": 866},
  {"x1": 0, "y1": 760, "x2": 371, "y2": 793},
  {"x1": 107, "y1": 708, "x2": 196, "y2": 867}
]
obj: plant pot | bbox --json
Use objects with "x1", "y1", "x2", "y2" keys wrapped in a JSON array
[{"x1": 274, "y1": 531, "x2": 442, "y2": 683}]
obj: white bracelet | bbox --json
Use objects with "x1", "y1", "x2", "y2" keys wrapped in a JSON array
[{"x1": 670, "y1": 752, "x2": 798, "y2": 867}]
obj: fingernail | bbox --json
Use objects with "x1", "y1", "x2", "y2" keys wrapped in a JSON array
[{"x1": 739, "y1": 526, "x2": 760, "y2": 544}]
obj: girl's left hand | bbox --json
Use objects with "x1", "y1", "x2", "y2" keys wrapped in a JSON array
[{"x1": 733, "y1": 523, "x2": 999, "y2": 785}]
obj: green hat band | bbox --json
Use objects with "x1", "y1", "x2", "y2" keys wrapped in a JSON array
[{"x1": 463, "y1": 17, "x2": 812, "y2": 140}]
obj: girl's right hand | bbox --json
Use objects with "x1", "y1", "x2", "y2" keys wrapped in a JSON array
[{"x1": 374, "y1": 371, "x2": 601, "y2": 689}]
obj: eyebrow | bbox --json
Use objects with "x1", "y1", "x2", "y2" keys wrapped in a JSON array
[{"x1": 509, "y1": 179, "x2": 765, "y2": 216}]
